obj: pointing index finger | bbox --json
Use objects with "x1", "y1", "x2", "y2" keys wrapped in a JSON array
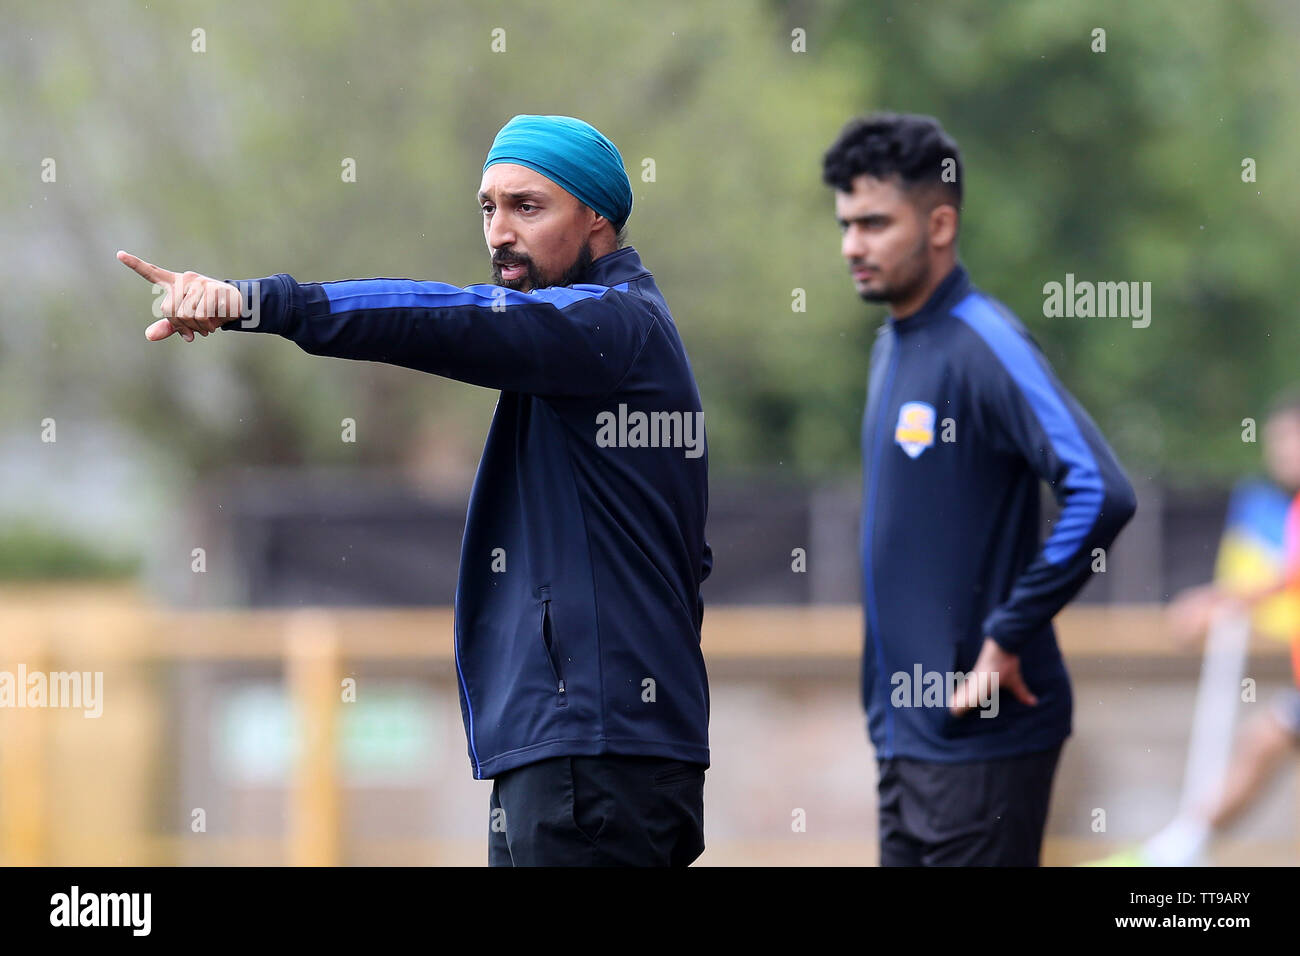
[{"x1": 116, "y1": 250, "x2": 174, "y2": 286}]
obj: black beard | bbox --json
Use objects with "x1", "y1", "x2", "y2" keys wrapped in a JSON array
[
  {"x1": 551, "y1": 243, "x2": 595, "y2": 288},
  {"x1": 856, "y1": 237, "x2": 931, "y2": 305},
  {"x1": 492, "y1": 243, "x2": 594, "y2": 291}
]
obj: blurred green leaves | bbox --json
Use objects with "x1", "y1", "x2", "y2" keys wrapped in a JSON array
[
  {"x1": 0, "y1": 522, "x2": 139, "y2": 580},
  {"x1": 2, "y1": 0, "x2": 1295, "y2": 489}
]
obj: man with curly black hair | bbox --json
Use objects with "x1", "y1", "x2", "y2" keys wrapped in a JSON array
[{"x1": 823, "y1": 112, "x2": 1136, "y2": 866}]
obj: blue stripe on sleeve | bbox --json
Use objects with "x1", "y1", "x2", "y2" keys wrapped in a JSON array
[
  {"x1": 320, "y1": 279, "x2": 629, "y2": 314},
  {"x1": 953, "y1": 293, "x2": 1105, "y2": 565}
]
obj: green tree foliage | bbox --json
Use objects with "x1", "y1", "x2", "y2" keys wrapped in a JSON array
[{"x1": 2, "y1": 0, "x2": 1295, "y2": 494}]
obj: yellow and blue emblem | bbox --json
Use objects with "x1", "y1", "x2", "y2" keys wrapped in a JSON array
[{"x1": 894, "y1": 401, "x2": 936, "y2": 459}]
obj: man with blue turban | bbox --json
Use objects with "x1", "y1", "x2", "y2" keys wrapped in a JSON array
[
  {"x1": 480, "y1": 114, "x2": 634, "y2": 291},
  {"x1": 117, "y1": 115, "x2": 713, "y2": 866}
]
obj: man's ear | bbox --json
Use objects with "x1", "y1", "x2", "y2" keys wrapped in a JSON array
[
  {"x1": 587, "y1": 209, "x2": 619, "y2": 249},
  {"x1": 928, "y1": 203, "x2": 959, "y2": 250}
]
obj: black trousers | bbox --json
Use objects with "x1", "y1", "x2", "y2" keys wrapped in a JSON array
[
  {"x1": 488, "y1": 754, "x2": 706, "y2": 866},
  {"x1": 876, "y1": 744, "x2": 1063, "y2": 866}
]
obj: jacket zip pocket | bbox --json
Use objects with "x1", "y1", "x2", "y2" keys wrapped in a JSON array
[{"x1": 541, "y1": 597, "x2": 568, "y2": 705}]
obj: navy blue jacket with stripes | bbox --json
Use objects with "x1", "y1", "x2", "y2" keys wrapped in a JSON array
[
  {"x1": 861, "y1": 262, "x2": 1136, "y2": 763},
  {"x1": 221, "y1": 247, "x2": 711, "y2": 778}
]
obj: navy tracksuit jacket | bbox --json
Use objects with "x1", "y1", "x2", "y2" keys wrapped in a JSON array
[
  {"x1": 861, "y1": 263, "x2": 1136, "y2": 763},
  {"x1": 222, "y1": 247, "x2": 712, "y2": 778}
]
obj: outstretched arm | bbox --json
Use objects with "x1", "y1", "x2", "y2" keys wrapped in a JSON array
[{"x1": 116, "y1": 252, "x2": 653, "y2": 398}]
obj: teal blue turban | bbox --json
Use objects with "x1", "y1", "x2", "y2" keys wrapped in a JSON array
[{"x1": 483, "y1": 115, "x2": 633, "y2": 229}]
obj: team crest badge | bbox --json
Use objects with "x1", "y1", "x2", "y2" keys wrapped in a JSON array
[{"x1": 894, "y1": 401, "x2": 935, "y2": 459}]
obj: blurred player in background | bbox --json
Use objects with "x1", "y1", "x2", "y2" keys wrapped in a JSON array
[
  {"x1": 1106, "y1": 390, "x2": 1300, "y2": 866},
  {"x1": 823, "y1": 113, "x2": 1136, "y2": 866}
]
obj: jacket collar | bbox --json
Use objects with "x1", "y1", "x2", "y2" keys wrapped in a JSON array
[
  {"x1": 888, "y1": 262, "x2": 970, "y2": 333},
  {"x1": 580, "y1": 246, "x2": 651, "y2": 288}
]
